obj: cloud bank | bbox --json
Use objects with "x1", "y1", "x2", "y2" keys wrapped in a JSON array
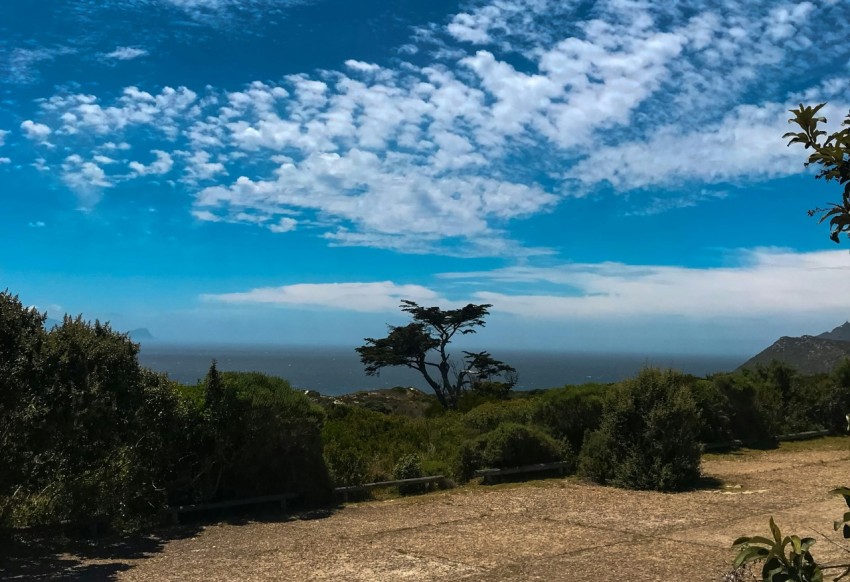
[
  {"x1": 10, "y1": 0, "x2": 850, "y2": 255},
  {"x1": 204, "y1": 249, "x2": 850, "y2": 322}
]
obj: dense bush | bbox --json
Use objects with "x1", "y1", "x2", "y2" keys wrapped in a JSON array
[
  {"x1": 0, "y1": 291, "x2": 332, "y2": 530},
  {"x1": 700, "y1": 361, "x2": 850, "y2": 444},
  {"x1": 0, "y1": 301, "x2": 189, "y2": 529},
  {"x1": 823, "y1": 359, "x2": 850, "y2": 433},
  {"x1": 463, "y1": 399, "x2": 532, "y2": 433},
  {"x1": 690, "y1": 378, "x2": 734, "y2": 443},
  {"x1": 324, "y1": 444, "x2": 368, "y2": 487},
  {"x1": 706, "y1": 372, "x2": 778, "y2": 443},
  {"x1": 578, "y1": 368, "x2": 702, "y2": 491},
  {"x1": 530, "y1": 383, "x2": 606, "y2": 450},
  {"x1": 455, "y1": 423, "x2": 570, "y2": 482},
  {"x1": 0, "y1": 293, "x2": 48, "y2": 526},
  {"x1": 393, "y1": 453, "x2": 426, "y2": 494},
  {"x1": 321, "y1": 402, "x2": 469, "y2": 484},
  {"x1": 198, "y1": 371, "x2": 331, "y2": 504}
]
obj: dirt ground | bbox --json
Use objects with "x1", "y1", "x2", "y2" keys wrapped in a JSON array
[{"x1": 5, "y1": 437, "x2": 850, "y2": 582}]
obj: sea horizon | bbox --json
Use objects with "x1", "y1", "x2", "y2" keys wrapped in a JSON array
[{"x1": 137, "y1": 342, "x2": 747, "y2": 396}]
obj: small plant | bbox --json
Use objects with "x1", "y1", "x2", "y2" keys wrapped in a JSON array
[
  {"x1": 732, "y1": 517, "x2": 821, "y2": 582},
  {"x1": 732, "y1": 488, "x2": 850, "y2": 582}
]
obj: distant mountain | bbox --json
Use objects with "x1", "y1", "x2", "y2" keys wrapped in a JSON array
[
  {"x1": 738, "y1": 333, "x2": 850, "y2": 375},
  {"x1": 818, "y1": 321, "x2": 850, "y2": 342},
  {"x1": 128, "y1": 328, "x2": 155, "y2": 341}
]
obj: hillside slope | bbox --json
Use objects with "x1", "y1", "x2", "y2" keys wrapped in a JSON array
[{"x1": 738, "y1": 334, "x2": 850, "y2": 375}]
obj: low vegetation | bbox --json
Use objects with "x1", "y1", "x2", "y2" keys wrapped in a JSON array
[{"x1": 3, "y1": 289, "x2": 850, "y2": 536}]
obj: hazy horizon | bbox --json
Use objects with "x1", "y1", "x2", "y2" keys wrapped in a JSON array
[{"x1": 137, "y1": 342, "x2": 746, "y2": 393}]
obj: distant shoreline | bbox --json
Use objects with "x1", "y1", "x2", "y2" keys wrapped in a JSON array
[{"x1": 137, "y1": 343, "x2": 745, "y2": 396}]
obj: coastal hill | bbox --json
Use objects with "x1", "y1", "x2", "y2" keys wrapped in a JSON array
[
  {"x1": 128, "y1": 328, "x2": 155, "y2": 341},
  {"x1": 738, "y1": 322, "x2": 850, "y2": 375},
  {"x1": 818, "y1": 321, "x2": 850, "y2": 342}
]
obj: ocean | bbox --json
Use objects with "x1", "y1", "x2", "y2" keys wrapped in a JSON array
[{"x1": 137, "y1": 344, "x2": 745, "y2": 396}]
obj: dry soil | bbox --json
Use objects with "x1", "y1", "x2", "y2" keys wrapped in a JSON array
[{"x1": 5, "y1": 437, "x2": 850, "y2": 582}]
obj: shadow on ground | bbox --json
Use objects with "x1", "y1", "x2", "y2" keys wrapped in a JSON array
[
  {"x1": 0, "y1": 503, "x2": 343, "y2": 581},
  {"x1": 0, "y1": 526, "x2": 200, "y2": 581}
]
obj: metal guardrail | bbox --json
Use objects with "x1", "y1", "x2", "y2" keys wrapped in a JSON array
[
  {"x1": 474, "y1": 460, "x2": 572, "y2": 484},
  {"x1": 334, "y1": 475, "x2": 446, "y2": 503},
  {"x1": 170, "y1": 492, "x2": 299, "y2": 524},
  {"x1": 776, "y1": 429, "x2": 831, "y2": 442}
]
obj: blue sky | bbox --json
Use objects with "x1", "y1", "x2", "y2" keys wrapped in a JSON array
[{"x1": 2, "y1": 0, "x2": 850, "y2": 355}]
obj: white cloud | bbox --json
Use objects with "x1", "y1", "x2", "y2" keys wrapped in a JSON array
[
  {"x1": 200, "y1": 249, "x2": 850, "y2": 323},
  {"x1": 193, "y1": 151, "x2": 557, "y2": 251},
  {"x1": 20, "y1": 120, "x2": 52, "y2": 141},
  {"x1": 627, "y1": 189, "x2": 728, "y2": 216},
  {"x1": 100, "y1": 141, "x2": 132, "y2": 151},
  {"x1": 43, "y1": 86, "x2": 199, "y2": 139},
  {"x1": 344, "y1": 60, "x2": 381, "y2": 73},
  {"x1": 104, "y1": 47, "x2": 148, "y2": 61},
  {"x1": 17, "y1": 0, "x2": 850, "y2": 252},
  {"x1": 440, "y1": 249, "x2": 850, "y2": 320},
  {"x1": 129, "y1": 150, "x2": 174, "y2": 176},
  {"x1": 570, "y1": 99, "x2": 850, "y2": 191},
  {"x1": 192, "y1": 209, "x2": 221, "y2": 222},
  {"x1": 1, "y1": 47, "x2": 76, "y2": 84},
  {"x1": 0, "y1": 130, "x2": 7, "y2": 146},
  {"x1": 0, "y1": 157, "x2": 10, "y2": 165},
  {"x1": 61, "y1": 155, "x2": 113, "y2": 205},
  {"x1": 204, "y1": 281, "x2": 445, "y2": 312},
  {"x1": 184, "y1": 150, "x2": 227, "y2": 181},
  {"x1": 268, "y1": 217, "x2": 297, "y2": 233},
  {"x1": 28, "y1": 221, "x2": 46, "y2": 228},
  {"x1": 159, "y1": 0, "x2": 310, "y2": 23},
  {"x1": 447, "y1": 12, "x2": 494, "y2": 44}
]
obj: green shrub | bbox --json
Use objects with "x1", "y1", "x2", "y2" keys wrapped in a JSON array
[
  {"x1": 200, "y1": 371, "x2": 331, "y2": 503},
  {"x1": 752, "y1": 362, "x2": 804, "y2": 435},
  {"x1": 0, "y1": 305, "x2": 197, "y2": 530},
  {"x1": 709, "y1": 372, "x2": 777, "y2": 443},
  {"x1": 576, "y1": 429, "x2": 611, "y2": 484},
  {"x1": 824, "y1": 359, "x2": 850, "y2": 433},
  {"x1": 393, "y1": 453, "x2": 426, "y2": 495},
  {"x1": 530, "y1": 383, "x2": 606, "y2": 450},
  {"x1": 324, "y1": 444, "x2": 368, "y2": 487},
  {"x1": 578, "y1": 368, "x2": 701, "y2": 491},
  {"x1": 322, "y1": 403, "x2": 468, "y2": 484},
  {"x1": 463, "y1": 399, "x2": 532, "y2": 433},
  {"x1": 454, "y1": 423, "x2": 569, "y2": 482},
  {"x1": 690, "y1": 379, "x2": 734, "y2": 444}
]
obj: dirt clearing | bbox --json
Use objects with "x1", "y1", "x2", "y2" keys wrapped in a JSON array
[{"x1": 5, "y1": 437, "x2": 850, "y2": 581}]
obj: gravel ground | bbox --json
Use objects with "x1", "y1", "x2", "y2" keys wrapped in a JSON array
[{"x1": 4, "y1": 437, "x2": 850, "y2": 581}]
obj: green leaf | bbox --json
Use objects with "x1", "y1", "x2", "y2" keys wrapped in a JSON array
[
  {"x1": 735, "y1": 545, "x2": 769, "y2": 568},
  {"x1": 789, "y1": 535, "x2": 802, "y2": 554},
  {"x1": 761, "y1": 557, "x2": 788, "y2": 582},
  {"x1": 770, "y1": 517, "x2": 782, "y2": 544}
]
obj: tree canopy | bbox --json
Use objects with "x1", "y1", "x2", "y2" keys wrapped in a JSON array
[
  {"x1": 785, "y1": 103, "x2": 850, "y2": 242},
  {"x1": 355, "y1": 300, "x2": 515, "y2": 409}
]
